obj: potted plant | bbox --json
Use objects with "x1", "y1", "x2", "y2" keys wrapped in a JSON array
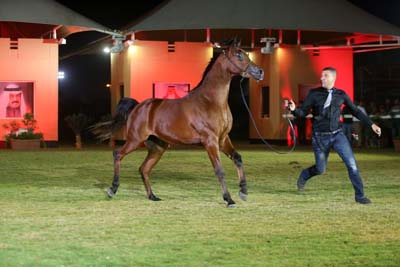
[
  {"x1": 65, "y1": 113, "x2": 92, "y2": 149},
  {"x1": 2, "y1": 113, "x2": 43, "y2": 150}
]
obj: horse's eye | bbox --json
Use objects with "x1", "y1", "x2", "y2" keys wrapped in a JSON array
[{"x1": 236, "y1": 52, "x2": 244, "y2": 61}]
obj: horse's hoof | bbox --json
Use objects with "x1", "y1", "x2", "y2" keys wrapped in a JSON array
[
  {"x1": 227, "y1": 203, "x2": 236, "y2": 208},
  {"x1": 239, "y1": 191, "x2": 248, "y2": 201},
  {"x1": 106, "y1": 188, "x2": 114, "y2": 198},
  {"x1": 148, "y1": 194, "x2": 161, "y2": 201}
]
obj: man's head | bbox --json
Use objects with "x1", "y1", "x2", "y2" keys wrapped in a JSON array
[
  {"x1": 320, "y1": 67, "x2": 337, "y2": 90},
  {"x1": 8, "y1": 92, "x2": 21, "y2": 109},
  {"x1": 167, "y1": 86, "x2": 176, "y2": 94}
]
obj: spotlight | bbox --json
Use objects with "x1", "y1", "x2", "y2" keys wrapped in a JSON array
[
  {"x1": 58, "y1": 71, "x2": 65, "y2": 79},
  {"x1": 110, "y1": 35, "x2": 126, "y2": 53},
  {"x1": 260, "y1": 37, "x2": 276, "y2": 54}
]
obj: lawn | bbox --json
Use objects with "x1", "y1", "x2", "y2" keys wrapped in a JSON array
[{"x1": 0, "y1": 147, "x2": 399, "y2": 267}]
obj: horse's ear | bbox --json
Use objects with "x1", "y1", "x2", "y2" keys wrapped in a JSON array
[
  {"x1": 233, "y1": 37, "x2": 241, "y2": 47},
  {"x1": 220, "y1": 38, "x2": 234, "y2": 47},
  {"x1": 219, "y1": 37, "x2": 241, "y2": 48}
]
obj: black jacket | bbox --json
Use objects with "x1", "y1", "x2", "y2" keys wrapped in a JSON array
[
  {"x1": 342, "y1": 106, "x2": 354, "y2": 124},
  {"x1": 293, "y1": 87, "x2": 372, "y2": 132}
]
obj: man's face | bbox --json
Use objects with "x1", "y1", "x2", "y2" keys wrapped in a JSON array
[
  {"x1": 320, "y1": 70, "x2": 336, "y2": 89},
  {"x1": 167, "y1": 86, "x2": 176, "y2": 94},
  {"x1": 8, "y1": 92, "x2": 21, "y2": 108}
]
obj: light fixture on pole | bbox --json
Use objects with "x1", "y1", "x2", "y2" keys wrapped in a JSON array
[
  {"x1": 260, "y1": 37, "x2": 276, "y2": 54},
  {"x1": 110, "y1": 35, "x2": 126, "y2": 53}
]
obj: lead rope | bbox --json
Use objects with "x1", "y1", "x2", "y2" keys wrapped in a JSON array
[{"x1": 239, "y1": 77, "x2": 296, "y2": 154}]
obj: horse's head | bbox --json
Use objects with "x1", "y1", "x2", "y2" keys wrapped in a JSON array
[{"x1": 222, "y1": 38, "x2": 264, "y2": 81}]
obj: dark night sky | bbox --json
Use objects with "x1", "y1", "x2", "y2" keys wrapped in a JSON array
[
  {"x1": 348, "y1": 0, "x2": 400, "y2": 27},
  {"x1": 55, "y1": 0, "x2": 400, "y2": 141}
]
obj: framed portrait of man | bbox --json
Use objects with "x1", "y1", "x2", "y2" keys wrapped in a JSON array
[
  {"x1": 0, "y1": 82, "x2": 34, "y2": 118},
  {"x1": 152, "y1": 82, "x2": 190, "y2": 99}
]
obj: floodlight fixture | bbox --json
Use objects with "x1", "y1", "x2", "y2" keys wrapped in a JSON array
[
  {"x1": 110, "y1": 35, "x2": 126, "y2": 53},
  {"x1": 260, "y1": 37, "x2": 276, "y2": 54}
]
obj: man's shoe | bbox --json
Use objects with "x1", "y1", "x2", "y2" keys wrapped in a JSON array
[
  {"x1": 355, "y1": 197, "x2": 371, "y2": 204},
  {"x1": 297, "y1": 177, "x2": 307, "y2": 192}
]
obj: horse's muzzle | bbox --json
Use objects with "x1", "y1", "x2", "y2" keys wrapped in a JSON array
[{"x1": 247, "y1": 64, "x2": 264, "y2": 81}]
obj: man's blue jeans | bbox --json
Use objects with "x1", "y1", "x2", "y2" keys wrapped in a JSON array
[{"x1": 299, "y1": 130, "x2": 366, "y2": 200}]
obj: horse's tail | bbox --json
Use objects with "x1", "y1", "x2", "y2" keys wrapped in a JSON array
[
  {"x1": 110, "y1": 97, "x2": 140, "y2": 132},
  {"x1": 90, "y1": 97, "x2": 139, "y2": 142}
]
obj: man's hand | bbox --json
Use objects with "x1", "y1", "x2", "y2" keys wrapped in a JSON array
[
  {"x1": 285, "y1": 100, "x2": 296, "y2": 111},
  {"x1": 372, "y1": 124, "x2": 381, "y2": 137}
]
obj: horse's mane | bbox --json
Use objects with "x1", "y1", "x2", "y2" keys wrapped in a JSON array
[
  {"x1": 190, "y1": 55, "x2": 219, "y2": 91},
  {"x1": 190, "y1": 38, "x2": 239, "y2": 92}
]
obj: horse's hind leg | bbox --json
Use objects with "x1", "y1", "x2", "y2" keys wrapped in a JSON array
[
  {"x1": 204, "y1": 141, "x2": 235, "y2": 207},
  {"x1": 106, "y1": 140, "x2": 140, "y2": 198},
  {"x1": 139, "y1": 137, "x2": 168, "y2": 201},
  {"x1": 221, "y1": 136, "x2": 247, "y2": 201}
]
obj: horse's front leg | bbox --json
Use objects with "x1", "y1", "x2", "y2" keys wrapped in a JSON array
[
  {"x1": 204, "y1": 141, "x2": 235, "y2": 208},
  {"x1": 221, "y1": 136, "x2": 247, "y2": 201}
]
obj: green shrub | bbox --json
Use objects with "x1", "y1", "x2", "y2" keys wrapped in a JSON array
[{"x1": 2, "y1": 113, "x2": 43, "y2": 142}]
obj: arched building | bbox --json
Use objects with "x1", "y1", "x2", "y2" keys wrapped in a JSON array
[
  {"x1": 0, "y1": 0, "x2": 113, "y2": 145},
  {"x1": 1, "y1": 0, "x2": 400, "y2": 144},
  {"x1": 109, "y1": 0, "x2": 400, "y2": 141}
]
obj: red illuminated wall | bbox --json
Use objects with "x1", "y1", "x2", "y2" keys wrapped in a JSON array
[
  {"x1": 249, "y1": 46, "x2": 353, "y2": 139},
  {"x1": 275, "y1": 47, "x2": 354, "y2": 103},
  {"x1": 131, "y1": 41, "x2": 212, "y2": 101},
  {"x1": 111, "y1": 41, "x2": 212, "y2": 106},
  {"x1": 0, "y1": 38, "x2": 58, "y2": 141},
  {"x1": 308, "y1": 49, "x2": 354, "y2": 98}
]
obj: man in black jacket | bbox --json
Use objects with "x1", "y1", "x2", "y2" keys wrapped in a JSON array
[
  {"x1": 341, "y1": 105, "x2": 354, "y2": 144},
  {"x1": 287, "y1": 67, "x2": 381, "y2": 204}
]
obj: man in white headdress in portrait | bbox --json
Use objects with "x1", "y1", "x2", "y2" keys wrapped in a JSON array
[{"x1": 0, "y1": 83, "x2": 27, "y2": 118}]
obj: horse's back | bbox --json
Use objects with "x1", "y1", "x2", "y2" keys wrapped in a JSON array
[
  {"x1": 128, "y1": 98, "x2": 185, "y2": 129},
  {"x1": 130, "y1": 97, "x2": 203, "y2": 144}
]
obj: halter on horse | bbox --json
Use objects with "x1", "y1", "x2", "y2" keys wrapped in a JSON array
[{"x1": 105, "y1": 38, "x2": 264, "y2": 207}]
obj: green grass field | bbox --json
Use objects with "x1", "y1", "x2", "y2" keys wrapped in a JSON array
[{"x1": 0, "y1": 147, "x2": 399, "y2": 267}]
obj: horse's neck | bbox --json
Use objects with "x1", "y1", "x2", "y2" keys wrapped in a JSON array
[{"x1": 198, "y1": 60, "x2": 231, "y2": 105}]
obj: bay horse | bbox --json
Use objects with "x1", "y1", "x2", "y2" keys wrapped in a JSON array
[{"x1": 105, "y1": 39, "x2": 264, "y2": 207}]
